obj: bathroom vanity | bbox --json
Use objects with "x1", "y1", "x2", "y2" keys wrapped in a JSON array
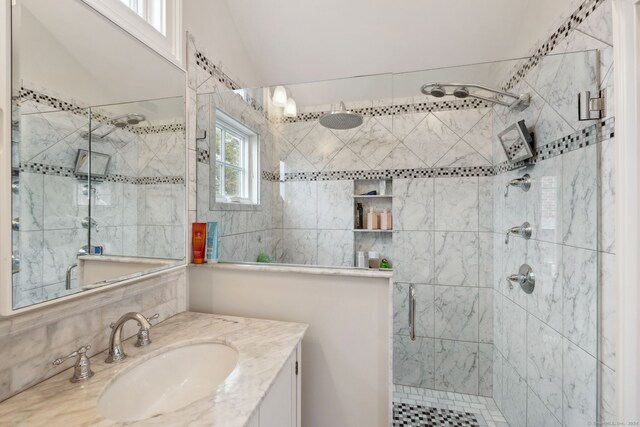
[{"x1": 0, "y1": 312, "x2": 307, "y2": 426}]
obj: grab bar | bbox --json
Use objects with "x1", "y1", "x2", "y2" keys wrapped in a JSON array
[{"x1": 408, "y1": 284, "x2": 416, "y2": 341}]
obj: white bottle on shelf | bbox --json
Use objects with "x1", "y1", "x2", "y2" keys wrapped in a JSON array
[{"x1": 367, "y1": 208, "x2": 379, "y2": 230}]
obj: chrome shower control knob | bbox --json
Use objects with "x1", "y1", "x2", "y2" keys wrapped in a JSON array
[
  {"x1": 504, "y1": 174, "x2": 531, "y2": 197},
  {"x1": 506, "y1": 264, "x2": 535, "y2": 294}
]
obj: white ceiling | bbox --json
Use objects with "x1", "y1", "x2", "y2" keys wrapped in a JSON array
[{"x1": 224, "y1": 0, "x2": 581, "y2": 87}]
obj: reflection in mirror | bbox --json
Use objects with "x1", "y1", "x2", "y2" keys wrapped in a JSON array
[
  {"x1": 195, "y1": 50, "x2": 598, "y2": 269},
  {"x1": 11, "y1": 0, "x2": 186, "y2": 309}
]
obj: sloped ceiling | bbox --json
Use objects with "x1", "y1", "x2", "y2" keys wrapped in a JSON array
[{"x1": 223, "y1": 0, "x2": 582, "y2": 86}]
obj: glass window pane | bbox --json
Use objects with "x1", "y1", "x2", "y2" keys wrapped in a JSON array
[
  {"x1": 224, "y1": 167, "x2": 241, "y2": 197},
  {"x1": 215, "y1": 164, "x2": 222, "y2": 195},
  {"x1": 224, "y1": 132, "x2": 242, "y2": 166},
  {"x1": 215, "y1": 127, "x2": 222, "y2": 161}
]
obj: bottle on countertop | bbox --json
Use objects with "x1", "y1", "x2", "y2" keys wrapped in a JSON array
[
  {"x1": 368, "y1": 251, "x2": 380, "y2": 269},
  {"x1": 355, "y1": 251, "x2": 367, "y2": 269},
  {"x1": 356, "y1": 203, "x2": 364, "y2": 229},
  {"x1": 380, "y1": 208, "x2": 392, "y2": 230},
  {"x1": 367, "y1": 207, "x2": 379, "y2": 230}
]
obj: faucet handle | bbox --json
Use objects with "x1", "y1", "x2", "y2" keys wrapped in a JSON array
[
  {"x1": 53, "y1": 345, "x2": 95, "y2": 383},
  {"x1": 135, "y1": 313, "x2": 159, "y2": 347}
]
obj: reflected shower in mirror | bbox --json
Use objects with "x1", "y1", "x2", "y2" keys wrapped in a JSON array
[{"x1": 11, "y1": 0, "x2": 186, "y2": 309}]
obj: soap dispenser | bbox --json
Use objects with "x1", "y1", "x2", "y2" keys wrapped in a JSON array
[
  {"x1": 367, "y1": 207, "x2": 379, "y2": 230},
  {"x1": 380, "y1": 208, "x2": 392, "y2": 230}
]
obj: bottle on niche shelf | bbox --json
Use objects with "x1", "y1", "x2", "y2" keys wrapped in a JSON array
[
  {"x1": 380, "y1": 208, "x2": 392, "y2": 230},
  {"x1": 355, "y1": 203, "x2": 364, "y2": 229},
  {"x1": 367, "y1": 207, "x2": 379, "y2": 230}
]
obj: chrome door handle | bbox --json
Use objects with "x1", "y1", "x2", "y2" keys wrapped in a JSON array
[{"x1": 408, "y1": 285, "x2": 416, "y2": 341}]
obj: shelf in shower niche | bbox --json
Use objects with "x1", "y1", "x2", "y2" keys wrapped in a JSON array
[
  {"x1": 353, "y1": 195, "x2": 393, "y2": 199},
  {"x1": 353, "y1": 229, "x2": 393, "y2": 233}
]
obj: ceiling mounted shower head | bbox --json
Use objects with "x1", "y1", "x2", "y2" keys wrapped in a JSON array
[
  {"x1": 453, "y1": 87, "x2": 470, "y2": 99},
  {"x1": 319, "y1": 102, "x2": 363, "y2": 130},
  {"x1": 125, "y1": 113, "x2": 146, "y2": 125},
  {"x1": 421, "y1": 83, "x2": 446, "y2": 97}
]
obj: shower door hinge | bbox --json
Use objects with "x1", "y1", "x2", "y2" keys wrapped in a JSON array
[
  {"x1": 295, "y1": 361, "x2": 298, "y2": 375},
  {"x1": 578, "y1": 90, "x2": 605, "y2": 121}
]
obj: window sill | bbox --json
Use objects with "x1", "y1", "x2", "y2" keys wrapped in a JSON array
[{"x1": 211, "y1": 201, "x2": 261, "y2": 212}]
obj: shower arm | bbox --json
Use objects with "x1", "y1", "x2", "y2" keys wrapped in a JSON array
[{"x1": 421, "y1": 82, "x2": 526, "y2": 108}]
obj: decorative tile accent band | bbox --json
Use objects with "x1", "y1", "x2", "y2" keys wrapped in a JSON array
[
  {"x1": 272, "y1": 99, "x2": 493, "y2": 124},
  {"x1": 494, "y1": 116, "x2": 615, "y2": 174},
  {"x1": 197, "y1": 116, "x2": 614, "y2": 181},
  {"x1": 18, "y1": 162, "x2": 184, "y2": 185},
  {"x1": 17, "y1": 88, "x2": 184, "y2": 134},
  {"x1": 195, "y1": 51, "x2": 242, "y2": 91},
  {"x1": 197, "y1": 147, "x2": 210, "y2": 164},
  {"x1": 502, "y1": 0, "x2": 605, "y2": 91}
]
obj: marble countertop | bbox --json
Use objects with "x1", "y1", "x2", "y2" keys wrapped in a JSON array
[
  {"x1": 193, "y1": 261, "x2": 394, "y2": 279},
  {"x1": 0, "y1": 312, "x2": 308, "y2": 426}
]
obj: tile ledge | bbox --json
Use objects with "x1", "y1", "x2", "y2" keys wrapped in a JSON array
[{"x1": 191, "y1": 262, "x2": 394, "y2": 279}]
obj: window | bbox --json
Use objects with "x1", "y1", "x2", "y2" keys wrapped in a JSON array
[
  {"x1": 215, "y1": 111, "x2": 259, "y2": 205},
  {"x1": 82, "y1": 0, "x2": 182, "y2": 66},
  {"x1": 119, "y1": 0, "x2": 166, "y2": 35}
]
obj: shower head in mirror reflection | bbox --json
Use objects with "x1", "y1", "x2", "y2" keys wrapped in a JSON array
[
  {"x1": 81, "y1": 113, "x2": 147, "y2": 140},
  {"x1": 420, "y1": 83, "x2": 530, "y2": 111}
]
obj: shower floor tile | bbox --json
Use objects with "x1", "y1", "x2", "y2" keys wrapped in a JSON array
[{"x1": 393, "y1": 385, "x2": 509, "y2": 427}]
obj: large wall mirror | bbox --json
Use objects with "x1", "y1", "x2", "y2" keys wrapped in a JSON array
[{"x1": 9, "y1": 0, "x2": 186, "y2": 311}]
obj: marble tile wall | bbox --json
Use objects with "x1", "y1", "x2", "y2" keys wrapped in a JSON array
[
  {"x1": 392, "y1": 176, "x2": 494, "y2": 397},
  {"x1": 13, "y1": 98, "x2": 186, "y2": 308},
  {"x1": 192, "y1": 68, "x2": 281, "y2": 264},
  {"x1": 0, "y1": 268, "x2": 186, "y2": 402},
  {"x1": 491, "y1": 1, "x2": 615, "y2": 425}
]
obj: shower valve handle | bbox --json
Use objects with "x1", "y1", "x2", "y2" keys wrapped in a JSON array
[
  {"x1": 504, "y1": 174, "x2": 531, "y2": 197},
  {"x1": 505, "y1": 222, "x2": 532, "y2": 244}
]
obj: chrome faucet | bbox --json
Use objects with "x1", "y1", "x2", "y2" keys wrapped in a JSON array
[
  {"x1": 106, "y1": 312, "x2": 159, "y2": 363},
  {"x1": 505, "y1": 222, "x2": 532, "y2": 244},
  {"x1": 506, "y1": 264, "x2": 535, "y2": 294},
  {"x1": 66, "y1": 263, "x2": 78, "y2": 290},
  {"x1": 53, "y1": 345, "x2": 94, "y2": 383},
  {"x1": 504, "y1": 173, "x2": 531, "y2": 197}
]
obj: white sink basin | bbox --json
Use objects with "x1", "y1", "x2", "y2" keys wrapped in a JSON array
[{"x1": 97, "y1": 343, "x2": 239, "y2": 422}]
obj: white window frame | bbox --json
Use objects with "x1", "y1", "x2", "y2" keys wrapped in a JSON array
[
  {"x1": 81, "y1": 0, "x2": 183, "y2": 67},
  {"x1": 214, "y1": 110, "x2": 259, "y2": 206}
]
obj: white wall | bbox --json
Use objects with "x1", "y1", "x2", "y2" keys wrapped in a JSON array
[
  {"x1": 183, "y1": 0, "x2": 262, "y2": 88},
  {"x1": 189, "y1": 264, "x2": 392, "y2": 427}
]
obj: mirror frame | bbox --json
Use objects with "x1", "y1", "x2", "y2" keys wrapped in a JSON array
[{"x1": 0, "y1": 0, "x2": 188, "y2": 316}]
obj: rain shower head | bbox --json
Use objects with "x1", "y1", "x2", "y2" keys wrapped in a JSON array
[
  {"x1": 427, "y1": 85, "x2": 446, "y2": 98},
  {"x1": 319, "y1": 102, "x2": 363, "y2": 130},
  {"x1": 453, "y1": 87, "x2": 470, "y2": 99},
  {"x1": 84, "y1": 113, "x2": 147, "y2": 139},
  {"x1": 420, "y1": 83, "x2": 530, "y2": 111}
]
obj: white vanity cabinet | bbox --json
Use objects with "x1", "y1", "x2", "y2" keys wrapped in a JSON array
[{"x1": 246, "y1": 344, "x2": 301, "y2": 427}]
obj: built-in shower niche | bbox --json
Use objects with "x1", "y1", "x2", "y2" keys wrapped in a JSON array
[{"x1": 353, "y1": 179, "x2": 393, "y2": 269}]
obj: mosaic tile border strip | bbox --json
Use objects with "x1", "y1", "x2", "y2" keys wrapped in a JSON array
[
  {"x1": 195, "y1": 51, "x2": 242, "y2": 91},
  {"x1": 18, "y1": 162, "x2": 184, "y2": 185},
  {"x1": 502, "y1": 0, "x2": 605, "y2": 91},
  {"x1": 273, "y1": 99, "x2": 493, "y2": 124},
  {"x1": 195, "y1": 116, "x2": 614, "y2": 181},
  {"x1": 17, "y1": 88, "x2": 184, "y2": 135},
  {"x1": 17, "y1": 88, "x2": 88, "y2": 116},
  {"x1": 283, "y1": 166, "x2": 496, "y2": 181},
  {"x1": 494, "y1": 116, "x2": 615, "y2": 174},
  {"x1": 197, "y1": 147, "x2": 210, "y2": 164}
]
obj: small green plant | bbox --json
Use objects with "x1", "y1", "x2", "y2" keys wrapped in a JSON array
[{"x1": 257, "y1": 251, "x2": 272, "y2": 263}]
